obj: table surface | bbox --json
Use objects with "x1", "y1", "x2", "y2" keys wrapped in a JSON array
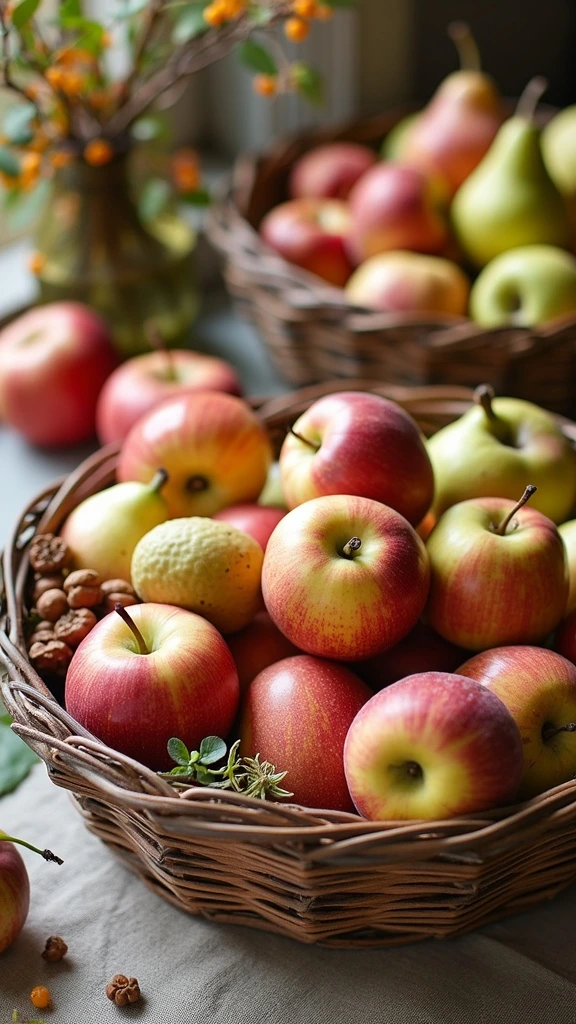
[{"x1": 1, "y1": 277, "x2": 576, "y2": 1023}]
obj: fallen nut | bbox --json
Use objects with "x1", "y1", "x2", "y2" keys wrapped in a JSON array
[
  {"x1": 29, "y1": 533, "x2": 71, "y2": 574},
  {"x1": 106, "y1": 975, "x2": 141, "y2": 1006},
  {"x1": 42, "y1": 935, "x2": 68, "y2": 962},
  {"x1": 29, "y1": 640, "x2": 73, "y2": 676},
  {"x1": 55, "y1": 608, "x2": 97, "y2": 647},
  {"x1": 101, "y1": 578, "x2": 135, "y2": 597},
  {"x1": 103, "y1": 592, "x2": 139, "y2": 614},
  {"x1": 36, "y1": 588, "x2": 69, "y2": 622}
]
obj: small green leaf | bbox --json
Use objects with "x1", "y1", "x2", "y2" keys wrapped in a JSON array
[
  {"x1": 11, "y1": 0, "x2": 41, "y2": 30},
  {"x1": 138, "y1": 177, "x2": 171, "y2": 222},
  {"x1": 172, "y1": 3, "x2": 209, "y2": 45},
  {"x1": 291, "y1": 62, "x2": 324, "y2": 106},
  {"x1": 167, "y1": 736, "x2": 190, "y2": 766},
  {"x1": 194, "y1": 765, "x2": 215, "y2": 785},
  {"x1": 180, "y1": 186, "x2": 211, "y2": 206},
  {"x1": 59, "y1": 0, "x2": 83, "y2": 19},
  {"x1": 0, "y1": 147, "x2": 21, "y2": 178},
  {"x1": 239, "y1": 38, "x2": 277, "y2": 77},
  {"x1": 249, "y1": 6, "x2": 274, "y2": 26},
  {"x1": 131, "y1": 114, "x2": 171, "y2": 142},
  {"x1": 199, "y1": 735, "x2": 227, "y2": 764},
  {"x1": 0, "y1": 715, "x2": 38, "y2": 796},
  {"x1": 3, "y1": 102, "x2": 36, "y2": 146}
]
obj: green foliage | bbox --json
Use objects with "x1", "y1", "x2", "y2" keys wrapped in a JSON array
[
  {"x1": 0, "y1": 147, "x2": 21, "y2": 178},
  {"x1": 162, "y1": 735, "x2": 293, "y2": 800},
  {"x1": 291, "y1": 62, "x2": 324, "y2": 106},
  {"x1": 11, "y1": 0, "x2": 41, "y2": 31},
  {"x1": 138, "y1": 177, "x2": 172, "y2": 221},
  {"x1": 3, "y1": 103, "x2": 36, "y2": 146},
  {"x1": 180, "y1": 186, "x2": 210, "y2": 206},
  {"x1": 131, "y1": 113, "x2": 172, "y2": 143},
  {"x1": 6, "y1": 177, "x2": 49, "y2": 230},
  {"x1": 115, "y1": 0, "x2": 150, "y2": 18},
  {"x1": 239, "y1": 37, "x2": 277, "y2": 77},
  {"x1": 172, "y1": 3, "x2": 210, "y2": 44},
  {"x1": 0, "y1": 706, "x2": 38, "y2": 797}
]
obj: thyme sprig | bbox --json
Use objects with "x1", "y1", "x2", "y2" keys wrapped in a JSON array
[{"x1": 160, "y1": 736, "x2": 292, "y2": 801}]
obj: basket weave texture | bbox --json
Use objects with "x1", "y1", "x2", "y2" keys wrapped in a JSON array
[
  {"x1": 3, "y1": 382, "x2": 576, "y2": 949},
  {"x1": 206, "y1": 111, "x2": 576, "y2": 417}
]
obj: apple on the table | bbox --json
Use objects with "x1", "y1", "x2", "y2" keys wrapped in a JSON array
[
  {"x1": 0, "y1": 838, "x2": 30, "y2": 954},
  {"x1": 259, "y1": 197, "x2": 353, "y2": 287}
]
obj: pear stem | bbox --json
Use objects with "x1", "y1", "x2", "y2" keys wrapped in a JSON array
[
  {"x1": 542, "y1": 722, "x2": 576, "y2": 742},
  {"x1": 515, "y1": 76, "x2": 548, "y2": 122},
  {"x1": 474, "y1": 383, "x2": 497, "y2": 420},
  {"x1": 0, "y1": 834, "x2": 63, "y2": 864},
  {"x1": 494, "y1": 486, "x2": 537, "y2": 536},
  {"x1": 146, "y1": 321, "x2": 177, "y2": 382},
  {"x1": 149, "y1": 468, "x2": 169, "y2": 495},
  {"x1": 289, "y1": 425, "x2": 320, "y2": 452},
  {"x1": 115, "y1": 604, "x2": 149, "y2": 655},
  {"x1": 447, "y1": 22, "x2": 481, "y2": 72},
  {"x1": 342, "y1": 537, "x2": 362, "y2": 558}
]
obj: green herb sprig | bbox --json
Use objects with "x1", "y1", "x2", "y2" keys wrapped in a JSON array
[{"x1": 160, "y1": 736, "x2": 293, "y2": 801}]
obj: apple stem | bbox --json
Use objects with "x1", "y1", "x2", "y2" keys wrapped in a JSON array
[
  {"x1": 342, "y1": 537, "x2": 362, "y2": 558},
  {"x1": 516, "y1": 76, "x2": 548, "y2": 122},
  {"x1": 494, "y1": 485, "x2": 537, "y2": 536},
  {"x1": 542, "y1": 722, "x2": 576, "y2": 741},
  {"x1": 149, "y1": 468, "x2": 169, "y2": 495},
  {"x1": 474, "y1": 383, "x2": 497, "y2": 421},
  {"x1": 146, "y1": 321, "x2": 177, "y2": 382},
  {"x1": 115, "y1": 604, "x2": 149, "y2": 655},
  {"x1": 289, "y1": 425, "x2": 320, "y2": 453},
  {"x1": 0, "y1": 834, "x2": 63, "y2": 864},
  {"x1": 447, "y1": 22, "x2": 481, "y2": 72}
]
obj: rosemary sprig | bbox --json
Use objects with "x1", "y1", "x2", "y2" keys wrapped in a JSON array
[{"x1": 159, "y1": 736, "x2": 293, "y2": 801}]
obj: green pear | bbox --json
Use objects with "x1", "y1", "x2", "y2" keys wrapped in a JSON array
[
  {"x1": 559, "y1": 520, "x2": 576, "y2": 615},
  {"x1": 451, "y1": 78, "x2": 571, "y2": 267},
  {"x1": 427, "y1": 385, "x2": 576, "y2": 524},
  {"x1": 470, "y1": 245, "x2": 576, "y2": 327},
  {"x1": 542, "y1": 105, "x2": 576, "y2": 199},
  {"x1": 60, "y1": 468, "x2": 170, "y2": 582}
]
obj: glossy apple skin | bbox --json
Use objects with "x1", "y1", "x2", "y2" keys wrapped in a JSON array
[
  {"x1": 279, "y1": 391, "x2": 434, "y2": 527},
  {"x1": 262, "y1": 494, "x2": 430, "y2": 661},
  {"x1": 289, "y1": 142, "x2": 377, "y2": 200},
  {"x1": 348, "y1": 163, "x2": 447, "y2": 264},
  {"x1": 555, "y1": 610, "x2": 576, "y2": 665},
  {"x1": 457, "y1": 645, "x2": 576, "y2": 799},
  {"x1": 240, "y1": 655, "x2": 372, "y2": 811},
  {"x1": 560, "y1": 520, "x2": 576, "y2": 615},
  {"x1": 0, "y1": 839, "x2": 30, "y2": 954},
  {"x1": 226, "y1": 612, "x2": 301, "y2": 693},
  {"x1": 426, "y1": 497, "x2": 569, "y2": 651},
  {"x1": 260, "y1": 198, "x2": 353, "y2": 287},
  {"x1": 96, "y1": 350, "x2": 242, "y2": 446},
  {"x1": 65, "y1": 603, "x2": 240, "y2": 771},
  {"x1": 352, "y1": 620, "x2": 468, "y2": 692},
  {"x1": 117, "y1": 390, "x2": 273, "y2": 518},
  {"x1": 0, "y1": 302, "x2": 118, "y2": 447},
  {"x1": 346, "y1": 251, "x2": 470, "y2": 317},
  {"x1": 344, "y1": 671, "x2": 523, "y2": 821},
  {"x1": 213, "y1": 504, "x2": 286, "y2": 551}
]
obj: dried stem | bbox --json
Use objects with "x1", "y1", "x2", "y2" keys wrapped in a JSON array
[
  {"x1": 0, "y1": 2, "x2": 41, "y2": 115},
  {"x1": 115, "y1": 0, "x2": 167, "y2": 110}
]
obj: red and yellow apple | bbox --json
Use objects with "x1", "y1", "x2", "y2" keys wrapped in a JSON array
[
  {"x1": 117, "y1": 390, "x2": 272, "y2": 518},
  {"x1": 345, "y1": 251, "x2": 470, "y2": 317},
  {"x1": 289, "y1": 142, "x2": 377, "y2": 200},
  {"x1": 556, "y1": 610, "x2": 576, "y2": 665},
  {"x1": 353, "y1": 620, "x2": 468, "y2": 692},
  {"x1": 259, "y1": 198, "x2": 353, "y2": 287},
  {"x1": 226, "y1": 612, "x2": 301, "y2": 693},
  {"x1": 262, "y1": 494, "x2": 430, "y2": 661},
  {"x1": 240, "y1": 654, "x2": 372, "y2": 811},
  {"x1": 0, "y1": 838, "x2": 30, "y2": 954},
  {"x1": 213, "y1": 504, "x2": 286, "y2": 551},
  {"x1": 560, "y1": 519, "x2": 576, "y2": 615},
  {"x1": 344, "y1": 671, "x2": 523, "y2": 820}
]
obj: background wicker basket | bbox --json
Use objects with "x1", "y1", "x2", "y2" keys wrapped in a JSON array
[
  {"x1": 2, "y1": 381, "x2": 576, "y2": 949},
  {"x1": 206, "y1": 110, "x2": 576, "y2": 417}
]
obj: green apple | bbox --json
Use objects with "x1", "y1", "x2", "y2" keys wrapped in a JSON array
[
  {"x1": 427, "y1": 384, "x2": 576, "y2": 523},
  {"x1": 560, "y1": 519, "x2": 576, "y2": 615},
  {"x1": 470, "y1": 245, "x2": 576, "y2": 328}
]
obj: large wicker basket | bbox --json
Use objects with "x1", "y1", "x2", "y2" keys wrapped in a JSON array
[
  {"x1": 3, "y1": 381, "x2": 576, "y2": 949},
  {"x1": 206, "y1": 111, "x2": 576, "y2": 417}
]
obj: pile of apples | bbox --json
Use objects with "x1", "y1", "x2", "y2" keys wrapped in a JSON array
[
  {"x1": 28, "y1": 378, "x2": 576, "y2": 824},
  {"x1": 259, "y1": 24, "x2": 576, "y2": 330}
]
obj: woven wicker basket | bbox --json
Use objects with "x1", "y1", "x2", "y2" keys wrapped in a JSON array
[
  {"x1": 206, "y1": 111, "x2": 576, "y2": 417},
  {"x1": 3, "y1": 381, "x2": 576, "y2": 949}
]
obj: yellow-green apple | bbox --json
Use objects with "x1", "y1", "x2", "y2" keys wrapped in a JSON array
[
  {"x1": 425, "y1": 487, "x2": 569, "y2": 651},
  {"x1": 289, "y1": 142, "x2": 377, "y2": 201},
  {"x1": 117, "y1": 390, "x2": 272, "y2": 518},
  {"x1": 457, "y1": 645, "x2": 576, "y2": 798},
  {"x1": 213, "y1": 504, "x2": 286, "y2": 551},
  {"x1": 262, "y1": 494, "x2": 430, "y2": 661},
  {"x1": 352, "y1": 620, "x2": 468, "y2": 692},
  {"x1": 279, "y1": 390, "x2": 434, "y2": 526},
  {"x1": 427, "y1": 384, "x2": 576, "y2": 524},
  {"x1": 226, "y1": 612, "x2": 301, "y2": 693},
  {"x1": 259, "y1": 199, "x2": 353, "y2": 287},
  {"x1": 470, "y1": 245, "x2": 576, "y2": 328},
  {"x1": 542, "y1": 104, "x2": 576, "y2": 232},
  {"x1": 345, "y1": 251, "x2": 470, "y2": 316},
  {"x1": 240, "y1": 654, "x2": 372, "y2": 811},
  {"x1": 257, "y1": 461, "x2": 286, "y2": 509},
  {"x1": 0, "y1": 838, "x2": 30, "y2": 954},
  {"x1": 343, "y1": 671, "x2": 523, "y2": 820},
  {"x1": 96, "y1": 349, "x2": 242, "y2": 446},
  {"x1": 347, "y1": 162, "x2": 448, "y2": 264},
  {"x1": 65, "y1": 603, "x2": 240, "y2": 771},
  {"x1": 0, "y1": 302, "x2": 118, "y2": 447},
  {"x1": 555, "y1": 611, "x2": 576, "y2": 666},
  {"x1": 559, "y1": 520, "x2": 576, "y2": 615}
]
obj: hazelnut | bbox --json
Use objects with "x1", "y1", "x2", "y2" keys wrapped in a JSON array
[
  {"x1": 103, "y1": 592, "x2": 139, "y2": 614},
  {"x1": 28, "y1": 627, "x2": 56, "y2": 647},
  {"x1": 63, "y1": 569, "x2": 102, "y2": 591},
  {"x1": 36, "y1": 589, "x2": 69, "y2": 622},
  {"x1": 29, "y1": 639, "x2": 73, "y2": 676},
  {"x1": 63, "y1": 569, "x2": 103, "y2": 609},
  {"x1": 101, "y1": 578, "x2": 135, "y2": 597},
  {"x1": 41, "y1": 935, "x2": 68, "y2": 962},
  {"x1": 33, "y1": 574, "x2": 65, "y2": 601},
  {"x1": 55, "y1": 608, "x2": 97, "y2": 647}
]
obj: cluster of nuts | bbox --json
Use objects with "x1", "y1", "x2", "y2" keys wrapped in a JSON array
[{"x1": 26, "y1": 533, "x2": 139, "y2": 678}]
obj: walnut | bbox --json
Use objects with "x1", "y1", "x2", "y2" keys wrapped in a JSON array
[
  {"x1": 29, "y1": 534, "x2": 71, "y2": 574},
  {"x1": 103, "y1": 592, "x2": 139, "y2": 614},
  {"x1": 101, "y1": 578, "x2": 135, "y2": 597},
  {"x1": 28, "y1": 625, "x2": 57, "y2": 647},
  {"x1": 41, "y1": 935, "x2": 68, "y2": 962},
  {"x1": 29, "y1": 640, "x2": 73, "y2": 676},
  {"x1": 32, "y1": 574, "x2": 65, "y2": 602},
  {"x1": 36, "y1": 589, "x2": 69, "y2": 622},
  {"x1": 106, "y1": 975, "x2": 141, "y2": 1006},
  {"x1": 55, "y1": 608, "x2": 97, "y2": 647},
  {"x1": 64, "y1": 569, "x2": 103, "y2": 609}
]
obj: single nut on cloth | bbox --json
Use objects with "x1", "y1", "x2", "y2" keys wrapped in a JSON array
[
  {"x1": 36, "y1": 588, "x2": 69, "y2": 622},
  {"x1": 29, "y1": 533, "x2": 71, "y2": 573},
  {"x1": 55, "y1": 608, "x2": 98, "y2": 647},
  {"x1": 28, "y1": 639, "x2": 73, "y2": 675},
  {"x1": 41, "y1": 935, "x2": 68, "y2": 962},
  {"x1": 101, "y1": 578, "x2": 135, "y2": 597},
  {"x1": 106, "y1": 975, "x2": 141, "y2": 1006}
]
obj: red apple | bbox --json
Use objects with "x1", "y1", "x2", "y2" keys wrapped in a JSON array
[
  {"x1": 259, "y1": 198, "x2": 353, "y2": 287},
  {"x1": 289, "y1": 142, "x2": 377, "y2": 200},
  {"x1": 353, "y1": 620, "x2": 468, "y2": 691},
  {"x1": 262, "y1": 494, "x2": 430, "y2": 661},
  {"x1": 425, "y1": 488, "x2": 569, "y2": 651},
  {"x1": 279, "y1": 390, "x2": 434, "y2": 526},
  {"x1": 0, "y1": 302, "x2": 118, "y2": 447},
  {"x1": 65, "y1": 603, "x2": 240, "y2": 771},
  {"x1": 0, "y1": 838, "x2": 30, "y2": 954},
  {"x1": 117, "y1": 390, "x2": 273, "y2": 518},
  {"x1": 348, "y1": 162, "x2": 448, "y2": 264},
  {"x1": 213, "y1": 504, "x2": 286, "y2": 551},
  {"x1": 344, "y1": 671, "x2": 523, "y2": 820},
  {"x1": 559, "y1": 519, "x2": 576, "y2": 615},
  {"x1": 556, "y1": 610, "x2": 576, "y2": 664},
  {"x1": 226, "y1": 612, "x2": 301, "y2": 693},
  {"x1": 96, "y1": 349, "x2": 243, "y2": 446},
  {"x1": 457, "y1": 645, "x2": 576, "y2": 798},
  {"x1": 345, "y1": 251, "x2": 470, "y2": 316},
  {"x1": 240, "y1": 654, "x2": 372, "y2": 811}
]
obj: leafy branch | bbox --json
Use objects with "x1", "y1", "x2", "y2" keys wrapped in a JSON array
[{"x1": 160, "y1": 735, "x2": 293, "y2": 800}]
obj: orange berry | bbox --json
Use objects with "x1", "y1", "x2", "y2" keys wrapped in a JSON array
[
  {"x1": 203, "y1": 2, "x2": 227, "y2": 27},
  {"x1": 28, "y1": 252, "x2": 46, "y2": 276},
  {"x1": 101, "y1": 31, "x2": 112, "y2": 48},
  {"x1": 30, "y1": 985, "x2": 51, "y2": 1009},
  {"x1": 293, "y1": 0, "x2": 317, "y2": 17},
  {"x1": 171, "y1": 148, "x2": 201, "y2": 193},
  {"x1": 314, "y1": 3, "x2": 334, "y2": 19},
  {"x1": 253, "y1": 74, "x2": 277, "y2": 98},
  {"x1": 60, "y1": 69, "x2": 85, "y2": 96},
  {"x1": 89, "y1": 89, "x2": 112, "y2": 111},
  {"x1": 25, "y1": 83, "x2": 41, "y2": 101},
  {"x1": 46, "y1": 66, "x2": 66, "y2": 90},
  {"x1": 50, "y1": 149, "x2": 75, "y2": 169},
  {"x1": 83, "y1": 138, "x2": 114, "y2": 167},
  {"x1": 285, "y1": 17, "x2": 310, "y2": 43},
  {"x1": 28, "y1": 131, "x2": 49, "y2": 153},
  {"x1": 56, "y1": 47, "x2": 94, "y2": 67},
  {"x1": 224, "y1": 0, "x2": 246, "y2": 15}
]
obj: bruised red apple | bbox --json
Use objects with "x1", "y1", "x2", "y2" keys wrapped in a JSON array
[
  {"x1": 96, "y1": 349, "x2": 242, "y2": 446},
  {"x1": 353, "y1": 621, "x2": 468, "y2": 691},
  {"x1": 0, "y1": 302, "x2": 118, "y2": 447},
  {"x1": 289, "y1": 142, "x2": 377, "y2": 200},
  {"x1": 0, "y1": 838, "x2": 30, "y2": 954},
  {"x1": 226, "y1": 611, "x2": 301, "y2": 692},
  {"x1": 213, "y1": 504, "x2": 286, "y2": 551},
  {"x1": 240, "y1": 655, "x2": 372, "y2": 811},
  {"x1": 260, "y1": 198, "x2": 353, "y2": 287},
  {"x1": 346, "y1": 251, "x2": 470, "y2": 316}
]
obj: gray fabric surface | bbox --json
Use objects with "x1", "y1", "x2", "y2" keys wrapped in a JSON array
[{"x1": 1, "y1": 765, "x2": 575, "y2": 1024}]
